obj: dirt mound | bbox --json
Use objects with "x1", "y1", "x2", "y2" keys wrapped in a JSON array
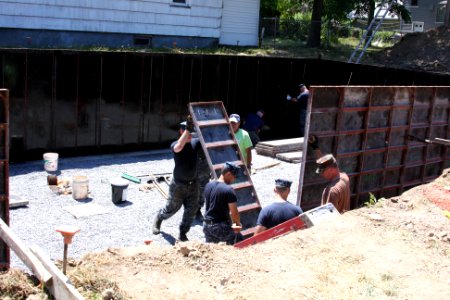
[
  {"x1": 373, "y1": 26, "x2": 450, "y2": 74},
  {"x1": 2, "y1": 169, "x2": 449, "y2": 299},
  {"x1": 66, "y1": 169, "x2": 449, "y2": 299}
]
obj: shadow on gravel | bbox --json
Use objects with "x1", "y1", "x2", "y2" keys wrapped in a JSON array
[
  {"x1": 114, "y1": 201, "x2": 133, "y2": 207},
  {"x1": 75, "y1": 198, "x2": 93, "y2": 204},
  {"x1": 10, "y1": 150, "x2": 173, "y2": 176},
  {"x1": 160, "y1": 232, "x2": 177, "y2": 245}
]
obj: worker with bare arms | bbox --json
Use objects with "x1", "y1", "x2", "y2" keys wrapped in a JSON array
[
  {"x1": 152, "y1": 119, "x2": 200, "y2": 242},
  {"x1": 229, "y1": 114, "x2": 253, "y2": 172}
]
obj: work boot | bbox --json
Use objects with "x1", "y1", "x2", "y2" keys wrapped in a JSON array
[
  {"x1": 152, "y1": 215, "x2": 162, "y2": 235},
  {"x1": 195, "y1": 209, "x2": 204, "y2": 222},
  {"x1": 178, "y1": 232, "x2": 188, "y2": 242}
]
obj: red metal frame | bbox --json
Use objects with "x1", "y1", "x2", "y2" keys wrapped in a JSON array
[{"x1": 234, "y1": 216, "x2": 306, "y2": 249}]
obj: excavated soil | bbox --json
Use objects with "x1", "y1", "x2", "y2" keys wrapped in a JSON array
[
  {"x1": 373, "y1": 26, "x2": 450, "y2": 74},
  {"x1": 3, "y1": 168, "x2": 448, "y2": 299},
  {"x1": 70, "y1": 169, "x2": 449, "y2": 300}
]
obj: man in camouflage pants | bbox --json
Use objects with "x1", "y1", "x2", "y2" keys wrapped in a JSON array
[{"x1": 152, "y1": 120, "x2": 200, "y2": 242}]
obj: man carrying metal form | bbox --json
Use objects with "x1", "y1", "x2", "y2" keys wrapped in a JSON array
[{"x1": 152, "y1": 119, "x2": 201, "y2": 242}]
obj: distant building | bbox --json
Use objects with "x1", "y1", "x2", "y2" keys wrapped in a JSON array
[
  {"x1": 0, "y1": 0, "x2": 260, "y2": 48},
  {"x1": 401, "y1": 0, "x2": 447, "y2": 32}
]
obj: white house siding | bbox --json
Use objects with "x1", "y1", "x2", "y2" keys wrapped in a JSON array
[
  {"x1": 219, "y1": 0, "x2": 260, "y2": 46},
  {"x1": 0, "y1": 0, "x2": 223, "y2": 38}
]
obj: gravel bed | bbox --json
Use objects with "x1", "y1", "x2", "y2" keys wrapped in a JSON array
[{"x1": 8, "y1": 149, "x2": 301, "y2": 270}]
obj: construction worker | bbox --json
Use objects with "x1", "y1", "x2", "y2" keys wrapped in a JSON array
[
  {"x1": 253, "y1": 179, "x2": 303, "y2": 236},
  {"x1": 316, "y1": 154, "x2": 350, "y2": 213},
  {"x1": 243, "y1": 109, "x2": 265, "y2": 146},
  {"x1": 229, "y1": 113, "x2": 253, "y2": 172},
  {"x1": 152, "y1": 119, "x2": 200, "y2": 242},
  {"x1": 203, "y1": 162, "x2": 243, "y2": 245},
  {"x1": 286, "y1": 83, "x2": 310, "y2": 137}
]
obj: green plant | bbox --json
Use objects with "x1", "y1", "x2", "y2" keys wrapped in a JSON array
[
  {"x1": 373, "y1": 30, "x2": 395, "y2": 44},
  {"x1": 364, "y1": 192, "x2": 378, "y2": 206}
]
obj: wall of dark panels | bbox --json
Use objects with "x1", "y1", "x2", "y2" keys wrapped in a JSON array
[
  {"x1": 0, "y1": 89, "x2": 9, "y2": 270},
  {"x1": 0, "y1": 49, "x2": 449, "y2": 160}
]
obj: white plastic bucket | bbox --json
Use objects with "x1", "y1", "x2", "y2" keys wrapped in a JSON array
[
  {"x1": 110, "y1": 178, "x2": 129, "y2": 204},
  {"x1": 72, "y1": 175, "x2": 89, "y2": 200},
  {"x1": 43, "y1": 152, "x2": 59, "y2": 172}
]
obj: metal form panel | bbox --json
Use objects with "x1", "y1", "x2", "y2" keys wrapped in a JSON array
[
  {"x1": 2, "y1": 49, "x2": 450, "y2": 161},
  {"x1": 189, "y1": 101, "x2": 261, "y2": 237},
  {"x1": 300, "y1": 86, "x2": 450, "y2": 211},
  {"x1": 234, "y1": 216, "x2": 306, "y2": 248},
  {"x1": 0, "y1": 89, "x2": 9, "y2": 270}
]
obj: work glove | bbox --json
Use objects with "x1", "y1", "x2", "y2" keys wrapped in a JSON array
[
  {"x1": 286, "y1": 94, "x2": 292, "y2": 101},
  {"x1": 186, "y1": 115, "x2": 195, "y2": 133},
  {"x1": 308, "y1": 135, "x2": 319, "y2": 150}
]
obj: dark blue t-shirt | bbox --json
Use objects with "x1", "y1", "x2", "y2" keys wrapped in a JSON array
[
  {"x1": 243, "y1": 113, "x2": 264, "y2": 132},
  {"x1": 256, "y1": 201, "x2": 303, "y2": 229},
  {"x1": 296, "y1": 90, "x2": 310, "y2": 110},
  {"x1": 171, "y1": 137, "x2": 200, "y2": 182},
  {"x1": 204, "y1": 181, "x2": 237, "y2": 223}
]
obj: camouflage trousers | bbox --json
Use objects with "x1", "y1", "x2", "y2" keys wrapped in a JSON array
[
  {"x1": 158, "y1": 179, "x2": 199, "y2": 234},
  {"x1": 203, "y1": 221, "x2": 243, "y2": 245}
]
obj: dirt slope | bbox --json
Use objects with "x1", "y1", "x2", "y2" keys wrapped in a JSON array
[
  {"x1": 64, "y1": 169, "x2": 450, "y2": 299},
  {"x1": 373, "y1": 26, "x2": 450, "y2": 74},
  {"x1": 1, "y1": 169, "x2": 449, "y2": 299}
]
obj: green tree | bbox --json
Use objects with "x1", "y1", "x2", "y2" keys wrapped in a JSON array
[
  {"x1": 353, "y1": 1, "x2": 411, "y2": 46},
  {"x1": 260, "y1": 0, "x2": 280, "y2": 17},
  {"x1": 307, "y1": 0, "x2": 324, "y2": 47}
]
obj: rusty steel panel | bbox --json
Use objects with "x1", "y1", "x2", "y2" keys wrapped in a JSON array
[
  {"x1": 0, "y1": 89, "x2": 9, "y2": 270},
  {"x1": 301, "y1": 86, "x2": 450, "y2": 211}
]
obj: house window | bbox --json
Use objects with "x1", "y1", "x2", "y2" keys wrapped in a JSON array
[
  {"x1": 436, "y1": 4, "x2": 446, "y2": 22},
  {"x1": 171, "y1": 0, "x2": 190, "y2": 7},
  {"x1": 410, "y1": 0, "x2": 418, "y2": 6}
]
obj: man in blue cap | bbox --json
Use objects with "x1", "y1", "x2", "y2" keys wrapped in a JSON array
[
  {"x1": 152, "y1": 118, "x2": 201, "y2": 242},
  {"x1": 253, "y1": 179, "x2": 303, "y2": 236},
  {"x1": 203, "y1": 162, "x2": 243, "y2": 245},
  {"x1": 286, "y1": 83, "x2": 310, "y2": 137}
]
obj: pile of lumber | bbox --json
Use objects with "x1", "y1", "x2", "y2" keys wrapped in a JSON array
[{"x1": 255, "y1": 138, "x2": 304, "y2": 160}]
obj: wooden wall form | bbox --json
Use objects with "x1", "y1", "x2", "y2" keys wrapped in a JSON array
[
  {"x1": 0, "y1": 89, "x2": 9, "y2": 269},
  {"x1": 300, "y1": 86, "x2": 450, "y2": 211}
]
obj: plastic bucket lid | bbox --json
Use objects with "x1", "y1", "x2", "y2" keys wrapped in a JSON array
[{"x1": 43, "y1": 152, "x2": 59, "y2": 159}]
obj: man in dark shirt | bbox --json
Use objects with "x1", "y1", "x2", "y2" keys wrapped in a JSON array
[
  {"x1": 253, "y1": 179, "x2": 303, "y2": 235},
  {"x1": 152, "y1": 120, "x2": 200, "y2": 242},
  {"x1": 287, "y1": 83, "x2": 310, "y2": 136},
  {"x1": 243, "y1": 110, "x2": 265, "y2": 146},
  {"x1": 203, "y1": 162, "x2": 243, "y2": 245}
]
